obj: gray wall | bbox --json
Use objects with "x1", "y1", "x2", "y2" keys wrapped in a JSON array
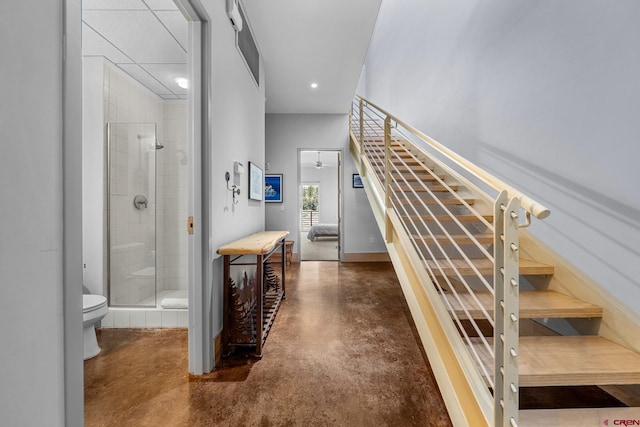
[
  {"x1": 265, "y1": 114, "x2": 385, "y2": 257},
  {"x1": 0, "y1": 0, "x2": 269, "y2": 422},
  {"x1": 362, "y1": 0, "x2": 640, "y2": 312},
  {"x1": 0, "y1": 0, "x2": 83, "y2": 425},
  {"x1": 206, "y1": 0, "x2": 266, "y2": 364}
]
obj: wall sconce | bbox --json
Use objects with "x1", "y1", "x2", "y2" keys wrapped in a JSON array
[{"x1": 225, "y1": 171, "x2": 240, "y2": 204}]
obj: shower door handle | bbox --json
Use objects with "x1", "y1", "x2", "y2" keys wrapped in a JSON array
[{"x1": 133, "y1": 194, "x2": 148, "y2": 210}]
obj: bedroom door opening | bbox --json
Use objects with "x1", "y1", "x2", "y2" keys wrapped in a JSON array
[{"x1": 299, "y1": 150, "x2": 341, "y2": 261}]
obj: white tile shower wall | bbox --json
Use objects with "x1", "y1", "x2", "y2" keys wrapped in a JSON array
[
  {"x1": 91, "y1": 62, "x2": 188, "y2": 315},
  {"x1": 160, "y1": 102, "x2": 188, "y2": 293},
  {"x1": 103, "y1": 63, "x2": 164, "y2": 306}
]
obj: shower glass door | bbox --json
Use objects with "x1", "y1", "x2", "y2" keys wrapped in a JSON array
[{"x1": 107, "y1": 123, "x2": 157, "y2": 307}]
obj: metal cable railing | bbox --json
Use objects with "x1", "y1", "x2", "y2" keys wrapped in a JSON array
[{"x1": 349, "y1": 95, "x2": 549, "y2": 427}]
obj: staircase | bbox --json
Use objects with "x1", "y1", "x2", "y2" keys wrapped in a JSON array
[{"x1": 350, "y1": 96, "x2": 640, "y2": 426}]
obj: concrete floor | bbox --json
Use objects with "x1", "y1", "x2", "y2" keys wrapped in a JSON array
[{"x1": 85, "y1": 262, "x2": 453, "y2": 426}]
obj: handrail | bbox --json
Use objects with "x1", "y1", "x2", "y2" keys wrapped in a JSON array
[
  {"x1": 355, "y1": 94, "x2": 550, "y2": 220},
  {"x1": 349, "y1": 95, "x2": 533, "y2": 426}
]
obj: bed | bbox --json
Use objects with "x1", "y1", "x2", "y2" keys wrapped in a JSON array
[{"x1": 307, "y1": 224, "x2": 339, "y2": 241}]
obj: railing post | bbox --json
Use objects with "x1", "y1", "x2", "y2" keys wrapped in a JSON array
[
  {"x1": 349, "y1": 100, "x2": 353, "y2": 135},
  {"x1": 494, "y1": 191, "x2": 520, "y2": 427},
  {"x1": 384, "y1": 115, "x2": 392, "y2": 243},
  {"x1": 359, "y1": 98, "x2": 365, "y2": 155}
]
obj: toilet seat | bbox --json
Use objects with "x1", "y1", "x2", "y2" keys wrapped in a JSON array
[{"x1": 83, "y1": 294, "x2": 107, "y2": 314}]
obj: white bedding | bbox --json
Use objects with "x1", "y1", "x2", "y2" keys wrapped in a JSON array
[{"x1": 307, "y1": 224, "x2": 338, "y2": 241}]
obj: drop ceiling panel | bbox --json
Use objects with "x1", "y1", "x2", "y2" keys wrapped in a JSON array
[
  {"x1": 155, "y1": 11, "x2": 188, "y2": 50},
  {"x1": 82, "y1": 23, "x2": 133, "y2": 64},
  {"x1": 83, "y1": 0, "x2": 147, "y2": 10},
  {"x1": 144, "y1": 0, "x2": 179, "y2": 10},
  {"x1": 118, "y1": 63, "x2": 172, "y2": 95},
  {"x1": 83, "y1": 10, "x2": 186, "y2": 64},
  {"x1": 141, "y1": 63, "x2": 188, "y2": 96}
]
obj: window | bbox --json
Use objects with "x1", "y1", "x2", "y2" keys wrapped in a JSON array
[{"x1": 301, "y1": 184, "x2": 319, "y2": 231}]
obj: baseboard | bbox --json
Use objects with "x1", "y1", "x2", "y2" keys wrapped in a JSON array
[{"x1": 342, "y1": 252, "x2": 390, "y2": 262}]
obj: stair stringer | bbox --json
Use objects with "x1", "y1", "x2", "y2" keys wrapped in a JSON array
[{"x1": 351, "y1": 135, "x2": 492, "y2": 427}]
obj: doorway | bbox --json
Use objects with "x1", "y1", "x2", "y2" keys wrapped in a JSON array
[
  {"x1": 299, "y1": 150, "x2": 341, "y2": 261},
  {"x1": 80, "y1": 0, "x2": 207, "y2": 371}
]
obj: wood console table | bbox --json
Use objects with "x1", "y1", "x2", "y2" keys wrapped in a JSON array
[{"x1": 217, "y1": 231, "x2": 289, "y2": 358}]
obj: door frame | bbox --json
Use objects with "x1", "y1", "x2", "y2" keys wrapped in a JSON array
[
  {"x1": 297, "y1": 149, "x2": 344, "y2": 261},
  {"x1": 172, "y1": 0, "x2": 211, "y2": 375},
  {"x1": 64, "y1": 3, "x2": 212, "y2": 422}
]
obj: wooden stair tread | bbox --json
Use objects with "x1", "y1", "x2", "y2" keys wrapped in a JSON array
[
  {"x1": 364, "y1": 147, "x2": 416, "y2": 157},
  {"x1": 368, "y1": 161, "x2": 434, "y2": 172},
  {"x1": 443, "y1": 290, "x2": 603, "y2": 319},
  {"x1": 395, "y1": 195, "x2": 476, "y2": 205},
  {"x1": 389, "y1": 164, "x2": 435, "y2": 172},
  {"x1": 401, "y1": 214, "x2": 493, "y2": 223},
  {"x1": 395, "y1": 183, "x2": 460, "y2": 192},
  {"x1": 413, "y1": 234, "x2": 493, "y2": 245},
  {"x1": 390, "y1": 173, "x2": 445, "y2": 182},
  {"x1": 470, "y1": 336, "x2": 640, "y2": 386},
  {"x1": 424, "y1": 258, "x2": 555, "y2": 276},
  {"x1": 519, "y1": 408, "x2": 640, "y2": 426},
  {"x1": 370, "y1": 160, "x2": 428, "y2": 168}
]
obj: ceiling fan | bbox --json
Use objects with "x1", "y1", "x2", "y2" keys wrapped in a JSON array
[{"x1": 315, "y1": 151, "x2": 324, "y2": 169}]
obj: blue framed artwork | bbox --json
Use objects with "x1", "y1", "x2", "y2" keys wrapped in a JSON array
[
  {"x1": 264, "y1": 174, "x2": 283, "y2": 203},
  {"x1": 352, "y1": 173, "x2": 363, "y2": 188}
]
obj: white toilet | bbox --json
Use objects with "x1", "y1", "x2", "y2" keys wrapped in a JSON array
[{"x1": 83, "y1": 294, "x2": 108, "y2": 360}]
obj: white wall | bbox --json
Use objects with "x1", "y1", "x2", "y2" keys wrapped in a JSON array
[
  {"x1": 362, "y1": 0, "x2": 640, "y2": 313},
  {"x1": 0, "y1": 0, "x2": 83, "y2": 425},
  {"x1": 265, "y1": 114, "x2": 385, "y2": 257},
  {"x1": 82, "y1": 57, "x2": 105, "y2": 296},
  {"x1": 205, "y1": 0, "x2": 266, "y2": 367},
  {"x1": 161, "y1": 102, "x2": 189, "y2": 292}
]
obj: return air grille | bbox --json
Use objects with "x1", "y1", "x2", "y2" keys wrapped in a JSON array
[{"x1": 237, "y1": 4, "x2": 259, "y2": 86}]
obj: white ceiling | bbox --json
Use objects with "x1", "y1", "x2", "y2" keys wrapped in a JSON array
[
  {"x1": 242, "y1": 0, "x2": 382, "y2": 114},
  {"x1": 300, "y1": 150, "x2": 339, "y2": 169},
  {"x1": 82, "y1": 0, "x2": 188, "y2": 100},
  {"x1": 81, "y1": 0, "x2": 382, "y2": 110}
]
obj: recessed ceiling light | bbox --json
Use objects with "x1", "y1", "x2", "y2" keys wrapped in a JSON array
[
  {"x1": 310, "y1": 82, "x2": 318, "y2": 89},
  {"x1": 175, "y1": 77, "x2": 188, "y2": 89}
]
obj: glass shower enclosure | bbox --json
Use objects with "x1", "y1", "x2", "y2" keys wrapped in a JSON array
[{"x1": 107, "y1": 123, "x2": 158, "y2": 307}]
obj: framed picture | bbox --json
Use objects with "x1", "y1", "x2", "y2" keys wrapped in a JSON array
[
  {"x1": 248, "y1": 161, "x2": 263, "y2": 201},
  {"x1": 352, "y1": 173, "x2": 363, "y2": 188},
  {"x1": 264, "y1": 174, "x2": 283, "y2": 203}
]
